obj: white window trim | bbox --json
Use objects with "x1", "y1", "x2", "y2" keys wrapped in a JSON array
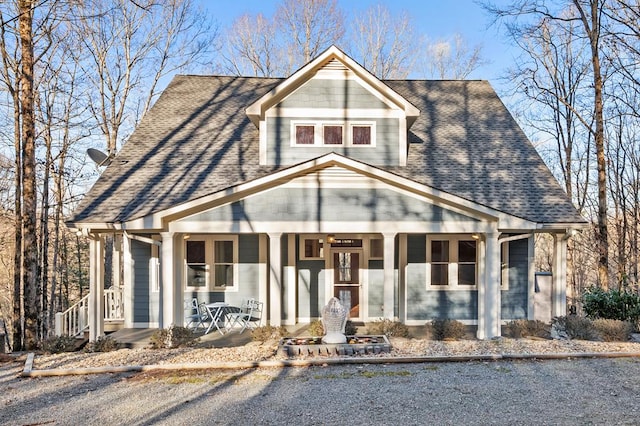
[
  {"x1": 290, "y1": 120, "x2": 376, "y2": 147},
  {"x1": 501, "y1": 241, "x2": 509, "y2": 291},
  {"x1": 426, "y1": 235, "x2": 478, "y2": 291},
  {"x1": 150, "y1": 243, "x2": 160, "y2": 293},
  {"x1": 184, "y1": 235, "x2": 239, "y2": 292}
]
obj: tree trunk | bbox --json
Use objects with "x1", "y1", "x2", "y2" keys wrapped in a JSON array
[{"x1": 19, "y1": 0, "x2": 39, "y2": 349}]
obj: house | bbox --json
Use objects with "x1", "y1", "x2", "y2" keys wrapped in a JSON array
[{"x1": 67, "y1": 46, "x2": 586, "y2": 341}]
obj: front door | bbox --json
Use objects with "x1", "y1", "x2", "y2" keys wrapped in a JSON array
[{"x1": 333, "y1": 251, "x2": 361, "y2": 318}]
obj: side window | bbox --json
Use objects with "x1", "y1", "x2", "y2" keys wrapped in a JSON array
[
  {"x1": 430, "y1": 240, "x2": 449, "y2": 286},
  {"x1": 300, "y1": 236, "x2": 324, "y2": 260},
  {"x1": 458, "y1": 240, "x2": 477, "y2": 286},
  {"x1": 186, "y1": 240, "x2": 207, "y2": 288}
]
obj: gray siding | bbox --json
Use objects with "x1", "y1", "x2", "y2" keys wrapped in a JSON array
[
  {"x1": 501, "y1": 239, "x2": 529, "y2": 319},
  {"x1": 297, "y1": 260, "x2": 325, "y2": 318},
  {"x1": 132, "y1": 240, "x2": 158, "y2": 324},
  {"x1": 405, "y1": 234, "x2": 477, "y2": 321},
  {"x1": 266, "y1": 117, "x2": 399, "y2": 166},
  {"x1": 182, "y1": 187, "x2": 478, "y2": 224},
  {"x1": 368, "y1": 260, "x2": 384, "y2": 318},
  {"x1": 277, "y1": 78, "x2": 389, "y2": 110}
]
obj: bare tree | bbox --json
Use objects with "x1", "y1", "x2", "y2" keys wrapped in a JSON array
[
  {"x1": 421, "y1": 33, "x2": 484, "y2": 79},
  {"x1": 220, "y1": 13, "x2": 281, "y2": 77},
  {"x1": 349, "y1": 4, "x2": 417, "y2": 79},
  {"x1": 275, "y1": 0, "x2": 345, "y2": 72}
]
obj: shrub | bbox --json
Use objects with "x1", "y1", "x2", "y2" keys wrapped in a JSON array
[
  {"x1": 84, "y1": 335, "x2": 118, "y2": 353},
  {"x1": 149, "y1": 326, "x2": 197, "y2": 349},
  {"x1": 592, "y1": 319, "x2": 634, "y2": 342},
  {"x1": 307, "y1": 319, "x2": 358, "y2": 336},
  {"x1": 430, "y1": 319, "x2": 467, "y2": 340},
  {"x1": 365, "y1": 319, "x2": 410, "y2": 338},
  {"x1": 551, "y1": 316, "x2": 599, "y2": 340},
  {"x1": 505, "y1": 320, "x2": 550, "y2": 339},
  {"x1": 582, "y1": 287, "x2": 640, "y2": 328},
  {"x1": 308, "y1": 319, "x2": 324, "y2": 336},
  {"x1": 41, "y1": 335, "x2": 77, "y2": 353},
  {"x1": 251, "y1": 325, "x2": 288, "y2": 342}
]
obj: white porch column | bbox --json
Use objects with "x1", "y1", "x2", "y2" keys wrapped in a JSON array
[
  {"x1": 259, "y1": 235, "x2": 268, "y2": 325},
  {"x1": 383, "y1": 232, "x2": 396, "y2": 320},
  {"x1": 122, "y1": 235, "x2": 134, "y2": 328},
  {"x1": 160, "y1": 232, "x2": 176, "y2": 328},
  {"x1": 552, "y1": 233, "x2": 568, "y2": 317},
  {"x1": 88, "y1": 234, "x2": 105, "y2": 341},
  {"x1": 478, "y1": 231, "x2": 500, "y2": 339},
  {"x1": 268, "y1": 233, "x2": 283, "y2": 326},
  {"x1": 283, "y1": 234, "x2": 296, "y2": 326}
]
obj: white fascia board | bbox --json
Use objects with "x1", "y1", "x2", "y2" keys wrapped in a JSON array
[
  {"x1": 169, "y1": 220, "x2": 491, "y2": 234},
  {"x1": 246, "y1": 45, "x2": 419, "y2": 125}
]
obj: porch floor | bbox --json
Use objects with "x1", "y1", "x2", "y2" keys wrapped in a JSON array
[{"x1": 109, "y1": 324, "x2": 310, "y2": 349}]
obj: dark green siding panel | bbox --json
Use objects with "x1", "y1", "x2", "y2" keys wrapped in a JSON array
[
  {"x1": 501, "y1": 239, "x2": 529, "y2": 319},
  {"x1": 405, "y1": 263, "x2": 477, "y2": 321},
  {"x1": 183, "y1": 187, "x2": 477, "y2": 224},
  {"x1": 277, "y1": 78, "x2": 389, "y2": 110},
  {"x1": 132, "y1": 240, "x2": 158, "y2": 323},
  {"x1": 298, "y1": 260, "x2": 324, "y2": 318},
  {"x1": 266, "y1": 117, "x2": 399, "y2": 166},
  {"x1": 407, "y1": 234, "x2": 426, "y2": 263}
]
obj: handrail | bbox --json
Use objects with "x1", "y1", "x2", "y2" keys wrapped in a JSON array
[
  {"x1": 54, "y1": 288, "x2": 125, "y2": 337},
  {"x1": 55, "y1": 294, "x2": 89, "y2": 337}
]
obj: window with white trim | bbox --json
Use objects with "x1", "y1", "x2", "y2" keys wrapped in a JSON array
[
  {"x1": 427, "y1": 236, "x2": 477, "y2": 289},
  {"x1": 300, "y1": 235, "x2": 325, "y2": 260},
  {"x1": 185, "y1": 236, "x2": 238, "y2": 291},
  {"x1": 292, "y1": 121, "x2": 375, "y2": 147}
]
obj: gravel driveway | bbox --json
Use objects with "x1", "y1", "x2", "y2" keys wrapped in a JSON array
[{"x1": 2, "y1": 356, "x2": 640, "y2": 425}]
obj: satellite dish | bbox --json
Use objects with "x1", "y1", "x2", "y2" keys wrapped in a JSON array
[{"x1": 87, "y1": 148, "x2": 113, "y2": 167}]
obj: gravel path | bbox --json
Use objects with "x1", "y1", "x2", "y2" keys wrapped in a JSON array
[
  {"x1": 31, "y1": 337, "x2": 640, "y2": 370},
  {"x1": 2, "y1": 353, "x2": 640, "y2": 425}
]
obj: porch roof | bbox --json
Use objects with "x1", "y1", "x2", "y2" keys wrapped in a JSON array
[{"x1": 68, "y1": 75, "x2": 585, "y2": 228}]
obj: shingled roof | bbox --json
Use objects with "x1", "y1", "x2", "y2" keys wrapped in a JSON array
[{"x1": 69, "y1": 74, "x2": 585, "y2": 226}]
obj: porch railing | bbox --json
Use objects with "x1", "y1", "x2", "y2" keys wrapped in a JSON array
[
  {"x1": 54, "y1": 288, "x2": 125, "y2": 337},
  {"x1": 55, "y1": 294, "x2": 89, "y2": 337}
]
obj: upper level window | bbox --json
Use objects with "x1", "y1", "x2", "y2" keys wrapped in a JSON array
[
  {"x1": 295, "y1": 125, "x2": 315, "y2": 145},
  {"x1": 292, "y1": 121, "x2": 375, "y2": 147},
  {"x1": 352, "y1": 125, "x2": 371, "y2": 145}
]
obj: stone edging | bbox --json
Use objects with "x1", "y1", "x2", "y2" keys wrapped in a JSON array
[{"x1": 21, "y1": 351, "x2": 640, "y2": 377}]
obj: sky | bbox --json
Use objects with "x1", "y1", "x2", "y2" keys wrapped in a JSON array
[{"x1": 199, "y1": 0, "x2": 518, "y2": 89}]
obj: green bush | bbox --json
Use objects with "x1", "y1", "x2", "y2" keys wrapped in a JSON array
[
  {"x1": 430, "y1": 319, "x2": 467, "y2": 340},
  {"x1": 551, "y1": 316, "x2": 599, "y2": 340},
  {"x1": 365, "y1": 319, "x2": 410, "y2": 337},
  {"x1": 592, "y1": 319, "x2": 634, "y2": 342},
  {"x1": 505, "y1": 320, "x2": 550, "y2": 339},
  {"x1": 84, "y1": 335, "x2": 118, "y2": 353},
  {"x1": 149, "y1": 326, "x2": 197, "y2": 349},
  {"x1": 307, "y1": 319, "x2": 358, "y2": 336},
  {"x1": 582, "y1": 287, "x2": 640, "y2": 328},
  {"x1": 251, "y1": 325, "x2": 289, "y2": 342},
  {"x1": 41, "y1": 335, "x2": 77, "y2": 353}
]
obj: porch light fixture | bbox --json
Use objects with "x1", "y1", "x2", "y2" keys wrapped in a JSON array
[
  {"x1": 327, "y1": 234, "x2": 336, "y2": 244},
  {"x1": 471, "y1": 234, "x2": 480, "y2": 240}
]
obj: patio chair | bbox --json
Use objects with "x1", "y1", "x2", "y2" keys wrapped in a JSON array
[
  {"x1": 184, "y1": 299, "x2": 208, "y2": 330},
  {"x1": 226, "y1": 299, "x2": 263, "y2": 333}
]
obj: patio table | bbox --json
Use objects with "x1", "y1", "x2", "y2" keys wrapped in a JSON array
[{"x1": 203, "y1": 303, "x2": 241, "y2": 335}]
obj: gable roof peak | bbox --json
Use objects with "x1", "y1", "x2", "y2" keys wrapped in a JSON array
[{"x1": 246, "y1": 45, "x2": 419, "y2": 126}]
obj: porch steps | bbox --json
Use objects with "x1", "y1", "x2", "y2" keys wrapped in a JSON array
[{"x1": 109, "y1": 328, "x2": 157, "y2": 349}]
